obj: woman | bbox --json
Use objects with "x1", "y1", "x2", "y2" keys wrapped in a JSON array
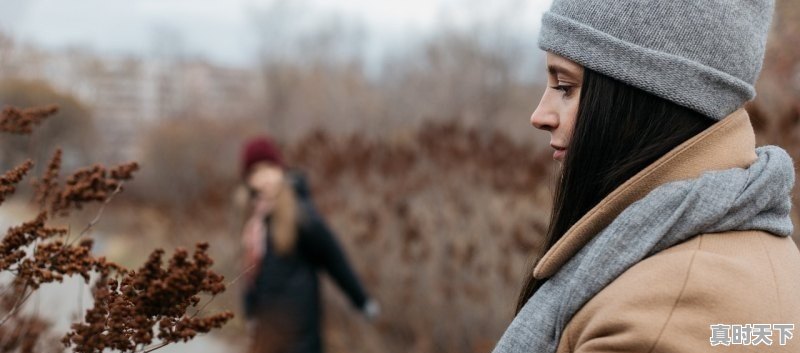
[
  {"x1": 494, "y1": 1, "x2": 800, "y2": 352},
  {"x1": 238, "y1": 136, "x2": 378, "y2": 353}
]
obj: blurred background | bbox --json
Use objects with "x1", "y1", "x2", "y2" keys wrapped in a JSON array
[{"x1": 0, "y1": 0, "x2": 797, "y2": 352}]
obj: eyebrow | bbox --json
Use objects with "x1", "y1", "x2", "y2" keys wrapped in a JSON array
[{"x1": 547, "y1": 64, "x2": 580, "y2": 78}]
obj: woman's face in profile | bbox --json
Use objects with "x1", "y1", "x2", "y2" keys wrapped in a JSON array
[
  {"x1": 247, "y1": 162, "x2": 285, "y2": 214},
  {"x1": 530, "y1": 52, "x2": 584, "y2": 162}
]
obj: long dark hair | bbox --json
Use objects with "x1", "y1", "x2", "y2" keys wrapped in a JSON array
[{"x1": 515, "y1": 68, "x2": 716, "y2": 313}]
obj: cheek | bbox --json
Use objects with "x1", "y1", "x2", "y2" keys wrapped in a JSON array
[
  {"x1": 261, "y1": 173, "x2": 285, "y2": 198},
  {"x1": 563, "y1": 101, "x2": 579, "y2": 134},
  {"x1": 263, "y1": 181, "x2": 283, "y2": 198}
]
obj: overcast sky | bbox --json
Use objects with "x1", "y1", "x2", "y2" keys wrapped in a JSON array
[{"x1": 0, "y1": 0, "x2": 553, "y2": 67}]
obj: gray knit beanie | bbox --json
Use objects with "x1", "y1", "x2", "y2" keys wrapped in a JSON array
[{"x1": 538, "y1": 0, "x2": 775, "y2": 120}]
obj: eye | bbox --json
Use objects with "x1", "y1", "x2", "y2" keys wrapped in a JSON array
[
  {"x1": 551, "y1": 85, "x2": 571, "y2": 93},
  {"x1": 248, "y1": 187, "x2": 259, "y2": 199},
  {"x1": 550, "y1": 84, "x2": 574, "y2": 97}
]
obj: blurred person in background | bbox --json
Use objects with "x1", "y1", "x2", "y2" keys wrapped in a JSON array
[
  {"x1": 494, "y1": 0, "x2": 800, "y2": 352},
  {"x1": 238, "y1": 136, "x2": 379, "y2": 353}
]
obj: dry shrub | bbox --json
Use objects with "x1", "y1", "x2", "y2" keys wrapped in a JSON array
[
  {"x1": 131, "y1": 118, "x2": 253, "y2": 215},
  {"x1": 0, "y1": 105, "x2": 58, "y2": 135},
  {"x1": 0, "y1": 161, "x2": 34, "y2": 205},
  {"x1": 0, "y1": 105, "x2": 232, "y2": 352},
  {"x1": 121, "y1": 116, "x2": 554, "y2": 352},
  {"x1": 275, "y1": 123, "x2": 554, "y2": 353},
  {"x1": 0, "y1": 80, "x2": 97, "y2": 172},
  {"x1": 63, "y1": 243, "x2": 229, "y2": 353}
]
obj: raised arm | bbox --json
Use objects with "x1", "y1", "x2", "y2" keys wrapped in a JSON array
[{"x1": 297, "y1": 204, "x2": 370, "y2": 311}]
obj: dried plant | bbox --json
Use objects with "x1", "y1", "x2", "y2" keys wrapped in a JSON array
[
  {"x1": 0, "y1": 104, "x2": 233, "y2": 353},
  {"x1": 0, "y1": 314, "x2": 60, "y2": 353},
  {"x1": 281, "y1": 124, "x2": 553, "y2": 353},
  {"x1": 0, "y1": 161, "x2": 33, "y2": 205},
  {"x1": 63, "y1": 243, "x2": 232, "y2": 353},
  {"x1": 0, "y1": 105, "x2": 58, "y2": 134},
  {"x1": 48, "y1": 161, "x2": 139, "y2": 217},
  {"x1": 32, "y1": 148, "x2": 60, "y2": 211}
]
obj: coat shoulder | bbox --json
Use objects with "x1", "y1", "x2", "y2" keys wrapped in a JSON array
[{"x1": 560, "y1": 230, "x2": 800, "y2": 353}]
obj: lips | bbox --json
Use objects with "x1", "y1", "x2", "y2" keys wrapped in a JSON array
[{"x1": 550, "y1": 143, "x2": 567, "y2": 161}]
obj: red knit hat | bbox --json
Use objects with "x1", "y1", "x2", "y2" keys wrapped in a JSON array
[{"x1": 241, "y1": 136, "x2": 285, "y2": 178}]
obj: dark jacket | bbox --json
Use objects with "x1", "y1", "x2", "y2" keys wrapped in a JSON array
[{"x1": 243, "y1": 172, "x2": 369, "y2": 353}]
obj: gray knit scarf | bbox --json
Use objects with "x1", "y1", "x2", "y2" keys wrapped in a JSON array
[{"x1": 493, "y1": 146, "x2": 795, "y2": 353}]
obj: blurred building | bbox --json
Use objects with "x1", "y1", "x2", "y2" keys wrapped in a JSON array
[{"x1": 0, "y1": 41, "x2": 263, "y2": 161}]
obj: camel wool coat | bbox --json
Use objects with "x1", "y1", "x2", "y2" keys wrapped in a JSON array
[{"x1": 532, "y1": 109, "x2": 800, "y2": 352}]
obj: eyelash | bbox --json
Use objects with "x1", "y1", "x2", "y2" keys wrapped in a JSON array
[{"x1": 551, "y1": 85, "x2": 573, "y2": 96}]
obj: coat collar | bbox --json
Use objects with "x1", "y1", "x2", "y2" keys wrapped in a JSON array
[{"x1": 532, "y1": 108, "x2": 758, "y2": 280}]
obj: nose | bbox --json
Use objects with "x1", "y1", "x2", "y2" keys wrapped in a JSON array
[{"x1": 530, "y1": 98, "x2": 558, "y2": 132}]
